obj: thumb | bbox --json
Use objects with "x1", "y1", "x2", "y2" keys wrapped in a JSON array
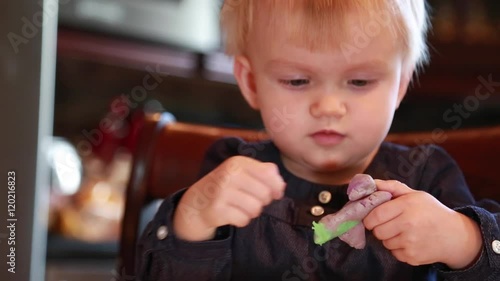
[{"x1": 374, "y1": 179, "x2": 415, "y2": 198}]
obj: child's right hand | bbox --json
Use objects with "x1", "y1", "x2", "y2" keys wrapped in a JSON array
[{"x1": 173, "y1": 156, "x2": 286, "y2": 241}]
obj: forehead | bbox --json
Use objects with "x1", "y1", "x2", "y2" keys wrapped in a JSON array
[
  {"x1": 247, "y1": 1, "x2": 401, "y2": 55},
  {"x1": 247, "y1": 2, "x2": 402, "y2": 70}
]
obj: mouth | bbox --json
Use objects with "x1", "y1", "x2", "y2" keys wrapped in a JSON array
[{"x1": 310, "y1": 130, "x2": 345, "y2": 146}]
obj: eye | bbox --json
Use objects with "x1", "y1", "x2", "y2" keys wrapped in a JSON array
[
  {"x1": 279, "y1": 79, "x2": 310, "y2": 87},
  {"x1": 348, "y1": 79, "x2": 370, "y2": 87}
]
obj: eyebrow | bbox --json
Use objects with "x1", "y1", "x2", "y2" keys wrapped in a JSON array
[
  {"x1": 265, "y1": 59, "x2": 390, "y2": 74},
  {"x1": 343, "y1": 60, "x2": 391, "y2": 74},
  {"x1": 265, "y1": 59, "x2": 317, "y2": 73}
]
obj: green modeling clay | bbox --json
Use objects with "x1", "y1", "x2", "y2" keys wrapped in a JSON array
[{"x1": 312, "y1": 220, "x2": 360, "y2": 246}]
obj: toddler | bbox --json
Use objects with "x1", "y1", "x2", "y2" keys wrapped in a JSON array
[{"x1": 135, "y1": 1, "x2": 500, "y2": 280}]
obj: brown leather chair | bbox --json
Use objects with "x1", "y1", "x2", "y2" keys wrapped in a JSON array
[{"x1": 117, "y1": 112, "x2": 500, "y2": 278}]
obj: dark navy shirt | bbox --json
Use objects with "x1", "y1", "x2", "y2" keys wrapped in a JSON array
[{"x1": 135, "y1": 138, "x2": 500, "y2": 281}]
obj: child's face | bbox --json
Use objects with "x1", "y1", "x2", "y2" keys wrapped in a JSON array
[{"x1": 234, "y1": 11, "x2": 412, "y2": 184}]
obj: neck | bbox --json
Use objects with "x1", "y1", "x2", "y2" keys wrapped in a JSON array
[{"x1": 280, "y1": 151, "x2": 378, "y2": 186}]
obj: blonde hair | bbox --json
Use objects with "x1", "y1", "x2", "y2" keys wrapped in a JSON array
[{"x1": 220, "y1": 0, "x2": 430, "y2": 71}]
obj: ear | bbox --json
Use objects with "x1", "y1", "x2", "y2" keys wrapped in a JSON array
[
  {"x1": 396, "y1": 66, "x2": 414, "y2": 109},
  {"x1": 233, "y1": 55, "x2": 259, "y2": 109}
]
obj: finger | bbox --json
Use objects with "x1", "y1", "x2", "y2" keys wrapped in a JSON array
[
  {"x1": 211, "y1": 161, "x2": 283, "y2": 203},
  {"x1": 234, "y1": 174, "x2": 278, "y2": 205},
  {"x1": 319, "y1": 191, "x2": 391, "y2": 237},
  {"x1": 381, "y1": 234, "x2": 404, "y2": 250},
  {"x1": 223, "y1": 205, "x2": 253, "y2": 228},
  {"x1": 226, "y1": 188, "x2": 265, "y2": 219},
  {"x1": 201, "y1": 188, "x2": 255, "y2": 228},
  {"x1": 372, "y1": 218, "x2": 403, "y2": 241},
  {"x1": 246, "y1": 162, "x2": 286, "y2": 198},
  {"x1": 390, "y1": 248, "x2": 408, "y2": 264},
  {"x1": 363, "y1": 199, "x2": 405, "y2": 230},
  {"x1": 390, "y1": 248, "x2": 424, "y2": 266},
  {"x1": 374, "y1": 180, "x2": 414, "y2": 198}
]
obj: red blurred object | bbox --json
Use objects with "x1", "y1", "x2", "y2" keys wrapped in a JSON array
[{"x1": 91, "y1": 96, "x2": 148, "y2": 163}]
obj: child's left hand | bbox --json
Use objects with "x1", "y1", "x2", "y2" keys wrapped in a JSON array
[{"x1": 363, "y1": 180, "x2": 483, "y2": 269}]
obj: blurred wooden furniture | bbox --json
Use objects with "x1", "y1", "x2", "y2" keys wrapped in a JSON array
[
  {"x1": 118, "y1": 112, "x2": 500, "y2": 277},
  {"x1": 386, "y1": 128, "x2": 500, "y2": 201}
]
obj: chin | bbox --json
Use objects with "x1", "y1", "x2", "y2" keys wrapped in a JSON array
[{"x1": 309, "y1": 158, "x2": 344, "y2": 172}]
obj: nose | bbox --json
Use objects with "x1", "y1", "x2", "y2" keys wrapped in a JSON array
[{"x1": 310, "y1": 95, "x2": 346, "y2": 119}]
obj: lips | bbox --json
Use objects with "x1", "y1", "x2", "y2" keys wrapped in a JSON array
[{"x1": 310, "y1": 130, "x2": 345, "y2": 146}]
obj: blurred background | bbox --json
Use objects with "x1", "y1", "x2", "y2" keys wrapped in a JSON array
[{"x1": 2, "y1": 0, "x2": 500, "y2": 280}]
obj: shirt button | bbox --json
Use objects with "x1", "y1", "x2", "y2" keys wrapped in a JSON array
[
  {"x1": 310, "y1": 205, "x2": 325, "y2": 216},
  {"x1": 492, "y1": 240, "x2": 500, "y2": 254},
  {"x1": 156, "y1": 225, "x2": 169, "y2": 240},
  {"x1": 318, "y1": 191, "x2": 332, "y2": 204}
]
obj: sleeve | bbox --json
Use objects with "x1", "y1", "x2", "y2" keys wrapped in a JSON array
[
  {"x1": 134, "y1": 137, "x2": 244, "y2": 281},
  {"x1": 417, "y1": 145, "x2": 500, "y2": 280}
]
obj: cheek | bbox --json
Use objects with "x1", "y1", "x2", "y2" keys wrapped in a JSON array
[
  {"x1": 260, "y1": 100, "x2": 304, "y2": 137},
  {"x1": 349, "y1": 89, "x2": 399, "y2": 132},
  {"x1": 256, "y1": 86, "x2": 306, "y2": 136}
]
